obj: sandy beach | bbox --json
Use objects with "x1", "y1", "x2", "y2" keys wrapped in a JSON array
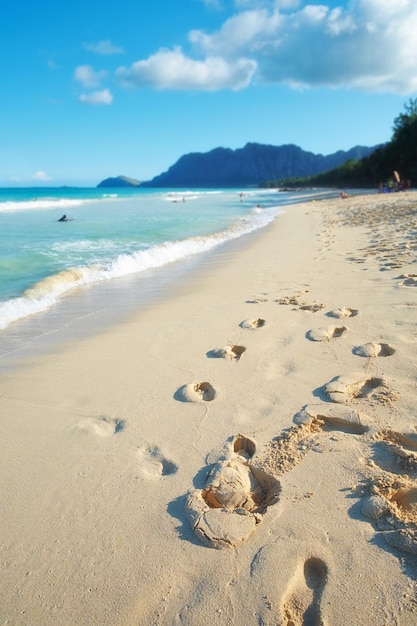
[{"x1": 2, "y1": 190, "x2": 417, "y2": 625}]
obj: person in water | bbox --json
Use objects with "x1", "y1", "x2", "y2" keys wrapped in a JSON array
[{"x1": 58, "y1": 214, "x2": 69, "y2": 222}]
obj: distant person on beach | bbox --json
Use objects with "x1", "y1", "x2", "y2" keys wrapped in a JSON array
[
  {"x1": 339, "y1": 191, "x2": 349, "y2": 199},
  {"x1": 58, "y1": 214, "x2": 69, "y2": 222}
]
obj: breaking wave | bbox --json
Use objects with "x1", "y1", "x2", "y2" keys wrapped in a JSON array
[
  {"x1": 0, "y1": 205, "x2": 281, "y2": 330},
  {"x1": 0, "y1": 198, "x2": 92, "y2": 213}
]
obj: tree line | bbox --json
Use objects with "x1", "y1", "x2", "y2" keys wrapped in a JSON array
[{"x1": 261, "y1": 99, "x2": 417, "y2": 189}]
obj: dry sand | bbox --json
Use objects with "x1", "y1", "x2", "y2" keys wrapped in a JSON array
[{"x1": 1, "y1": 191, "x2": 417, "y2": 625}]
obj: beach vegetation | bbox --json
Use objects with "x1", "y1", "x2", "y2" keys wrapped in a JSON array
[{"x1": 261, "y1": 99, "x2": 417, "y2": 189}]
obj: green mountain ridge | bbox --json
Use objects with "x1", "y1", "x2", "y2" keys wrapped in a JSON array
[{"x1": 96, "y1": 143, "x2": 377, "y2": 189}]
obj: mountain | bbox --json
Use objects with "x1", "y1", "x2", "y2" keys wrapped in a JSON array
[
  {"x1": 97, "y1": 175, "x2": 141, "y2": 188},
  {"x1": 139, "y1": 143, "x2": 377, "y2": 188}
]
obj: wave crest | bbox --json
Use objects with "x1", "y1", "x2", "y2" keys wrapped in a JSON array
[{"x1": 0, "y1": 205, "x2": 281, "y2": 330}]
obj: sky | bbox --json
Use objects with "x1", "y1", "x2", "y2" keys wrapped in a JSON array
[{"x1": 1, "y1": 0, "x2": 417, "y2": 187}]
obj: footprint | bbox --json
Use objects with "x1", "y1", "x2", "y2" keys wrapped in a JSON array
[
  {"x1": 361, "y1": 474, "x2": 417, "y2": 556},
  {"x1": 255, "y1": 423, "x2": 322, "y2": 477},
  {"x1": 233, "y1": 434, "x2": 256, "y2": 460},
  {"x1": 175, "y1": 381, "x2": 216, "y2": 402},
  {"x1": 282, "y1": 557, "x2": 328, "y2": 626},
  {"x1": 136, "y1": 444, "x2": 178, "y2": 478},
  {"x1": 306, "y1": 326, "x2": 348, "y2": 342},
  {"x1": 240, "y1": 318, "x2": 266, "y2": 329},
  {"x1": 185, "y1": 435, "x2": 280, "y2": 549},
  {"x1": 201, "y1": 460, "x2": 278, "y2": 512},
  {"x1": 374, "y1": 430, "x2": 417, "y2": 470},
  {"x1": 396, "y1": 273, "x2": 417, "y2": 286},
  {"x1": 207, "y1": 344, "x2": 246, "y2": 361},
  {"x1": 74, "y1": 415, "x2": 125, "y2": 437},
  {"x1": 353, "y1": 342, "x2": 395, "y2": 357},
  {"x1": 246, "y1": 296, "x2": 268, "y2": 303},
  {"x1": 298, "y1": 302, "x2": 326, "y2": 313},
  {"x1": 275, "y1": 295, "x2": 305, "y2": 307},
  {"x1": 295, "y1": 403, "x2": 368, "y2": 434},
  {"x1": 275, "y1": 294, "x2": 325, "y2": 313},
  {"x1": 323, "y1": 374, "x2": 394, "y2": 405},
  {"x1": 387, "y1": 486, "x2": 417, "y2": 523},
  {"x1": 327, "y1": 307, "x2": 359, "y2": 318},
  {"x1": 376, "y1": 430, "x2": 417, "y2": 451}
]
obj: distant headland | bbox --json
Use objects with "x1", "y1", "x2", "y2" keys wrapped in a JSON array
[
  {"x1": 97, "y1": 142, "x2": 377, "y2": 189},
  {"x1": 98, "y1": 175, "x2": 141, "y2": 188}
]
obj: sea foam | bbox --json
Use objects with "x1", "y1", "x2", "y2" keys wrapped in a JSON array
[
  {"x1": 0, "y1": 198, "x2": 92, "y2": 213},
  {"x1": 0, "y1": 205, "x2": 281, "y2": 330}
]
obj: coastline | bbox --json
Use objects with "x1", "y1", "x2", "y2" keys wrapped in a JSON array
[{"x1": 1, "y1": 191, "x2": 417, "y2": 625}]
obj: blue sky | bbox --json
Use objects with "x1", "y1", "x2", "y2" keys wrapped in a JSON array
[{"x1": 1, "y1": 0, "x2": 416, "y2": 186}]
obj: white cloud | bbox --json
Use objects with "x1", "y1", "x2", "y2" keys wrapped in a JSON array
[
  {"x1": 116, "y1": 47, "x2": 256, "y2": 91},
  {"x1": 250, "y1": 0, "x2": 417, "y2": 93},
  {"x1": 84, "y1": 40, "x2": 124, "y2": 55},
  {"x1": 79, "y1": 89, "x2": 113, "y2": 105},
  {"x1": 74, "y1": 65, "x2": 108, "y2": 88},
  {"x1": 189, "y1": 9, "x2": 281, "y2": 56},
  {"x1": 32, "y1": 170, "x2": 52, "y2": 182},
  {"x1": 111, "y1": 0, "x2": 417, "y2": 94}
]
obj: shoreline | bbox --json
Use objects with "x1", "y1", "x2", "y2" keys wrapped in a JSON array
[
  {"x1": 0, "y1": 188, "x2": 370, "y2": 369},
  {"x1": 0, "y1": 219, "x2": 283, "y2": 370},
  {"x1": 1, "y1": 191, "x2": 417, "y2": 625}
]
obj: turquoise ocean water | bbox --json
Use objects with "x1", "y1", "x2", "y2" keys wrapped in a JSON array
[{"x1": 0, "y1": 186, "x2": 334, "y2": 363}]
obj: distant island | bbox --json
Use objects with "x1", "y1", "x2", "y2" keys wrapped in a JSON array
[
  {"x1": 97, "y1": 175, "x2": 141, "y2": 188},
  {"x1": 97, "y1": 142, "x2": 377, "y2": 189}
]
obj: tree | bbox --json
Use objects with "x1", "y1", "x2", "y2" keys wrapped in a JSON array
[
  {"x1": 262, "y1": 100, "x2": 417, "y2": 188},
  {"x1": 392, "y1": 98, "x2": 417, "y2": 140}
]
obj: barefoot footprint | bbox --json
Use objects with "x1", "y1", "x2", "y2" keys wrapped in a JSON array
[
  {"x1": 185, "y1": 435, "x2": 280, "y2": 549},
  {"x1": 246, "y1": 295, "x2": 268, "y2": 303},
  {"x1": 396, "y1": 273, "x2": 417, "y2": 286},
  {"x1": 375, "y1": 430, "x2": 417, "y2": 470},
  {"x1": 353, "y1": 342, "x2": 395, "y2": 357},
  {"x1": 295, "y1": 403, "x2": 368, "y2": 434},
  {"x1": 207, "y1": 344, "x2": 246, "y2": 360},
  {"x1": 323, "y1": 374, "x2": 393, "y2": 405},
  {"x1": 298, "y1": 302, "x2": 326, "y2": 313},
  {"x1": 240, "y1": 318, "x2": 266, "y2": 329},
  {"x1": 327, "y1": 307, "x2": 359, "y2": 318},
  {"x1": 282, "y1": 557, "x2": 328, "y2": 626},
  {"x1": 175, "y1": 381, "x2": 216, "y2": 402},
  {"x1": 361, "y1": 473, "x2": 417, "y2": 556},
  {"x1": 74, "y1": 415, "x2": 125, "y2": 437},
  {"x1": 137, "y1": 444, "x2": 178, "y2": 478},
  {"x1": 275, "y1": 294, "x2": 325, "y2": 313},
  {"x1": 306, "y1": 326, "x2": 348, "y2": 342}
]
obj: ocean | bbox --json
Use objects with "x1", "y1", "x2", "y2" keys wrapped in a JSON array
[{"x1": 0, "y1": 186, "x2": 334, "y2": 364}]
